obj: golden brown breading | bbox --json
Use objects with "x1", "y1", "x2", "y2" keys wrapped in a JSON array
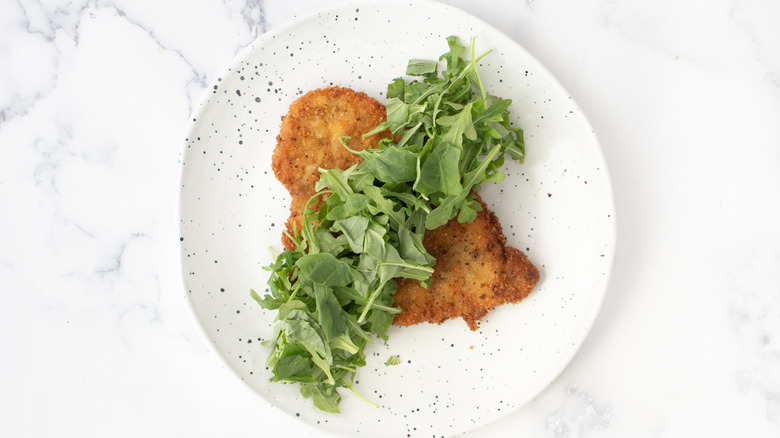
[
  {"x1": 272, "y1": 87, "x2": 395, "y2": 249},
  {"x1": 393, "y1": 194, "x2": 539, "y2": 330},
  {"x1": 271, "y1": 87, "x2": 539, "y2": 330}
]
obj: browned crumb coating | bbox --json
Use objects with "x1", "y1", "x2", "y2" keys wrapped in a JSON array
[
  {"x1": 393, "y1": 195, "x2": 539, "y2": 330},
  {"x1": 271, "y1": 86, "x2": 395, "y2": 248}
]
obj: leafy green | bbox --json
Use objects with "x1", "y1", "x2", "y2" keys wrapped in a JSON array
[
  {"x1": 415, "y1": 141, "x2": 462, "y2": 196},
  {"x1": 438, "y1": 102, "x2": 477, "y2": 147},
  {"x1": 406, "y1": 59, "x2": 438, "y2": 76},
  {"x1": 331, "y1": 216, "x2": 368, "y2": 253},
  {"x1": 296, "y1": 253, "x2": 353, "y2": 287},
  {"x1": 360, "y1": 146, "x2": 418, "y2": 184},
  {"x1": 252, "y1": 36, "x2": 526, "y2": 413}
]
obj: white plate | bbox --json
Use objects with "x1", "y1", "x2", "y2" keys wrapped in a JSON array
[{"x1": 179, "y1": 1, "x2": 615, "y2": 436}]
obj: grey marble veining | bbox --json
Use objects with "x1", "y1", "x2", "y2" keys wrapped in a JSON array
[{"x1": 1, "y1": 0, "x2": 779, "y2": 436}]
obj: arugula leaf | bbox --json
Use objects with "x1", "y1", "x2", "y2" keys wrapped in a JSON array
[
  {"x1": 315, "y1": 228, "x2": 348, "y2": 256},
  {"x1": 274, "y1": 351, "x2": 316, "y2": 382},
  {"x1": 325, "y1": 192, "x2": 371, "y2": 221},
  {"x1": 302, "y1": 383, "x2": 341, "y2": 413},
  {"x1": 281, "y1": 310, "x2": 334, "y2": 384},
  {"x1": 363, "y1": 186, "x2": 406, "y2": 230},
  {"x1": 474, "y1": 97, "x2": 512, "y2": 125},
  {"x1": 440, "y1": 35, "x2": 466, "y2": 79},
  {"x1": 425, "y1": 143, "x2": 503, "y2": 229},
  {"x1": 385, "y1": 98, "x2": 408, "y2": 133},
  {"x1": 315, "y1": 168, "x2": 353, "y2": 198},
  {"x1": 360, "y1": 146, "x2": 418, "y2": 184},
  {"x1": 415, "y1": 141, "x2": 463, "y2": 196},
  {"x1": 406, "y1": 59, "x2": 438, "y2": 76},
  {"x1": 314, "y1": 284, "x2": 348, "y2": 341},
  {"x1": 276, "y1": 299, "x2": 309, "y2": 321},
  {"x1": 331, "y1": 216, "x2": 369, "y2": 254},
  {"x1": 386, "y1": 99, "x2": 427, "y2": 134},
  {"x1": 387, "y1": 78, "x2": 405, "y2": 100},
  {"x1": 398, "y1": 226, "x2": 435, "y2": 266},
  {"x1": 296, "y1": 253, "x2": 353, "y2": 287},
  {"x1": 457, "y1": 194, "x2": 483, "y2": 223},
  {"x1": 437, "y1": 102, "x2": 477, "y2": 147}
]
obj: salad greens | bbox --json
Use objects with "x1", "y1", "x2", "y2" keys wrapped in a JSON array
[{"x1": 251, "y1": 36, "x2": 525, "y2": 413}]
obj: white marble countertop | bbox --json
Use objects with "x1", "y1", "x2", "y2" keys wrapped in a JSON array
[{"x1": 2, "y1": 0, "x2": 779, "y2": 436}]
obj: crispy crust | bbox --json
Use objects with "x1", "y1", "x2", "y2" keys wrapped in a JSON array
[
  {"x1": 393, "y1": 195, "x2": 539, "y2": 330},
  {"x1": 272, "y1": 86, "x2": 395, "y2": 248},
  {"x1": 271, "y1": 87, "x2": 539, "y2": 330}
]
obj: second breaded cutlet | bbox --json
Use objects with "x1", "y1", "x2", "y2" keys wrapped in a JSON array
[{"x1": 271, "y1": 86, "x2": 539, "y2": 330}]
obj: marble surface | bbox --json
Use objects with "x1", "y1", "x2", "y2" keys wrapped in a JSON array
[{"x1": 1, "y1": 0, "x2": 778, "y2": 436}]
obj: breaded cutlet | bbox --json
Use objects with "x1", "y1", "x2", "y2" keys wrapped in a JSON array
[
  {"x1": 271, "y1": 87, "x2": 539, "y2": 330},
  {"x1": 272, "y1": 86, "x2": 396, "y2": 249},
  {"x1": 393, "y1": 194, "x2": 539, "y2": 330}
]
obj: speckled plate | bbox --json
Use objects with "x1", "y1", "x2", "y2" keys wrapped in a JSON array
[{"x1": 178, "y1": 1, "x2": 615, "y2": 437}]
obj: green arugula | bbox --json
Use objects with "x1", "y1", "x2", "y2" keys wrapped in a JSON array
[{"x1": 252, "y1": 36, "x2": 526, "y2": 413}]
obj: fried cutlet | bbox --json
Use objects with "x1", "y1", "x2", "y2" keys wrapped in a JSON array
[
  {"x1": 393, "y1": 194, "x2": 539, "y2": 330},
  {"x1": 271, "y1": 87, "x2": 539, "y2": 330},
  {"x1": 272, "y1": 86, "x2": 396, "y2": 249}
]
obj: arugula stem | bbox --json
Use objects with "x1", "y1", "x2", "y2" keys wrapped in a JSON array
[
  {"x1": 379, "y1": 262, "x2": 435, "y2": 273},
  {"x1": 288, "y1": 284, "x2": 299, "y2": 302},
  {"x1": 411, "y1": 81, "x2": 448, "y2": 105},
  {"x1": 395, "y1": 121, "x2": 423, "y2": 149},
  {"x1": 470, "y1": 37, "x2": 489, "y2": 101},
  {"x1": 338, "y1": 135, "x2": 361, "y2": 154},
  {"x1": 357, "y1": 281, "x2": 388, "y2": 324},
  {"x1": 335, "y1": 365, "x2": 356, "y2": 373},
  {"x1": 361, "y1": 122, "x2": 389, "y2": 139},
  {"x1": 342, "y1": 378, "x2": 378, "y2": 408},
  {"x1": 370, "y1": 303, "x2": 403, "y2": 314},
  {"x1": 345, "y1": 317, "x2": 375, "y2": 345},
  {"x1": 300, "y1": 190, "x2": 332, "y2": 254}
]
